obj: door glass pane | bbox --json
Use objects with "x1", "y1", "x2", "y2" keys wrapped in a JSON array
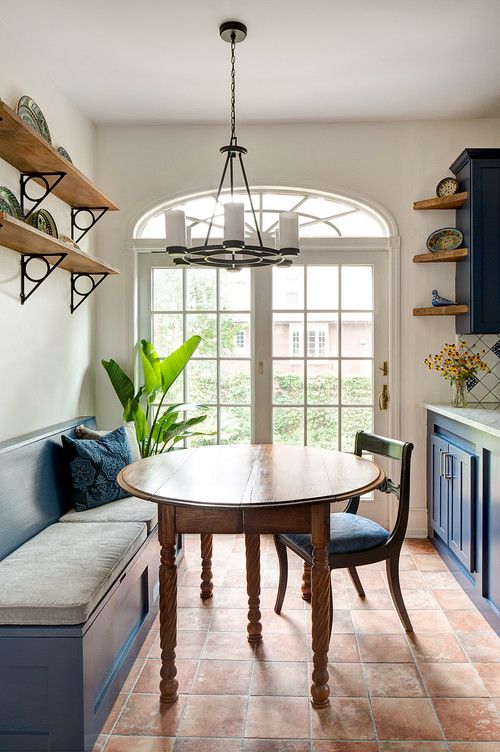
[
  {"x1": 220, "y1": 268, "x2": 251, "y2": 310},
  {"x1": 153, "y1": 268, "x2": 182, "y2": 310},
  {"x1": 341, "y1": 360, "x2": 373, "y2": 404},
  {"x1": 273, "y1": 313, "x2": 303, "y2": 357},
  {"x1": 341, "y1": 312, "x2": 373, "y2": 357},
  {"x1": 187, "y1": 360, "x2": 217, "y2": 404},
  {"x1": 341, "y1": 407, "x2": 373, "y2": 451},
  {"x1": 186, "y1": 313, "x2": 217, "y2": 356},
  {"x1": 307, "y1": 266, "x2": 339, "y2": 310},
  {"x1": 153, "y1": 313, "x2": 183, "y2": 356},
  {"x1": 220, "y1": 407, "x2": 251, "y2": 444},
  {"x1": 220, "y1": 314, "x2": 251, "y2": 357},
  {"x1": 273, "y1": 361, "x2": 304, "y2": 404},
  {"x1": 189, "y1": 407, "x2": 217, "y2": 447},
  {"x1": 273, "y1": 266, "x2": 304, "y2": 309},
  {"x1": 341, "y1": 266, "x2": 373, "y2": 310},
  {"x1": 306, "y1": 314, "x2": 338, "y2": 357},
  {"x1": 186, "y1": 269, "x2": 216, "y2": 310},
  {"x1": 273, "y1": 407, "x2": 304, "y2": 444},
  {"x1": 307, "y1": 408, "x2": 338, "y2": 449},
  {"x1": 307, "y1": 360, "x2": 338, "y2": 404},
  {"x1": 220, "y1": 361, "x2": 251, "y2": 404}
]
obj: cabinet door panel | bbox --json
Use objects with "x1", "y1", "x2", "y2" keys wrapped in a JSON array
[
  {"x1": 430, "y1": 435, "x2": 449, "y2": 543},
  {"x1": 448, "y1": 445, "x2": 475, "y2": 571}
]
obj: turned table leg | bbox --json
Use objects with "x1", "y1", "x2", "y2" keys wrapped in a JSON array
[
  {"x1": 158, "y1": 504, "x2": 178, "y2": 704},
  {"x1": 245, "y1": 532, "x2": 263, "y2": 644},
  {"x1": 310, "y1": 502, "x2": 331, "y2": 709},
  {"x1": 200, "y1": 533, "x2": 214, "y2": 600},
  {"x1": 301, "y1": 561, "x2": 312, "y2": 602}
]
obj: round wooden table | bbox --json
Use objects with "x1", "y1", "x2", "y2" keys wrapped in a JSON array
[{"x1": 118, "y1": 443, "x2": 384, "y2": 708}]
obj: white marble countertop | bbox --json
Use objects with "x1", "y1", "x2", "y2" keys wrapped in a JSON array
[{"x1": 424, "y1": 402, "x2": 500, "y2": 438}]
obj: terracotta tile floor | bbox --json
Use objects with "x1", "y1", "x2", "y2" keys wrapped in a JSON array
[{"x1": 94, "y1": 535, "x2": 500, "y2": 751}]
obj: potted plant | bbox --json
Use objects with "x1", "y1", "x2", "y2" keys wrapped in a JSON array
[
  {"x1": 103, "y1": 336, "x2": 210, "y2": 456},
  {"x1": 424, "y1": 341, "x2": 489, "y2": 408}
]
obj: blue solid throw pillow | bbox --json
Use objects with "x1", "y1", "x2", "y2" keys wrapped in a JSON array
[{"x1": 62, "y1": 426, "x2": 133, "y2": 511}]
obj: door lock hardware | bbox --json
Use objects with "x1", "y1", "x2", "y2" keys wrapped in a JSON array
[
  {"x1": 378, "y1": 384, "x2": 389, "y2": 411},
  {"x1": 378, "y1": 361, "x2": 389, "y2": 376}
]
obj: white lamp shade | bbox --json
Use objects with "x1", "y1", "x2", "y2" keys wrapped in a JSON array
[
  {"x1": 279, "y1": 212, "x2": 299, "y2": 250},
  {"x1": 166, "y1": 210, "x2": 186, "y2": 248},
  {"x1": 224, "y1": 202, "x2": 245, "y2": 245}
]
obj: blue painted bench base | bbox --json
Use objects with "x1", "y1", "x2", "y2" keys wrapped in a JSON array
[
  {"x1": 0, "y1": 418, "x2": 185, "y2": 752},
  {"x1": 0, "y1": 527, "x2": 160, "y2": 752}
]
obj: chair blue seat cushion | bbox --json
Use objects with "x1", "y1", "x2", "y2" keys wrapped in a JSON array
[{"x1": 281, "y1": 512, "x2": 390, "y2": 557}]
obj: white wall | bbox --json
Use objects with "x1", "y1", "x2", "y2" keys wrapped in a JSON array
[
  {"x1": 94, "y1": 119, "x2": 500, "y2": 535},
  {"x1": 0, "y1": 22, "x2": 96, "y2": 441}
]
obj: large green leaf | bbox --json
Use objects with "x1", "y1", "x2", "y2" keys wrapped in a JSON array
[
  {"x1": 124, "y1": 390, "x2": 148, "y2": 446},
  {"x1": 159, "y1": 336, "x2": 201, "y2": 394},
  {"x1": 102, "y1": 359, "x2": 134, "y2": 408},
  {"x1": 140, "y1": 340, "x2": 161, "y2": 399}
]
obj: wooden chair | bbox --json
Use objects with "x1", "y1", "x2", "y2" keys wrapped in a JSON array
[{"x1": 273, "y1": 431, "x2": 414, "y2": 633}]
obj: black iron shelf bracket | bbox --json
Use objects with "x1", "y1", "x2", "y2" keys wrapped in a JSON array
[
  {"x1": 20, "y1": 253, "x2": 67, "y2": 304},
  {"x1": 70, "y1": 272, "x2": 108, "y2": 314},
  {"x1": 20, "y1": 172, "x2": 66, "y2": 220},
  {"x1": 71, "y1": 207, "x2": 108, "y2": 244}
]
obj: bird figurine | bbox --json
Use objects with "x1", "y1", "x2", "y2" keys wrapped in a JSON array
[{"x1": 431, "y1": 289, "x2": 456, "y2": 307}]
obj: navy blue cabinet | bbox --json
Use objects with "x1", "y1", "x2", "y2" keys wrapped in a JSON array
[
  {"x1": 427, "y1": 408, "x2": 500, "y2": 629},
  {"x1": 429, "y1": 433, "x2": 475, "y2": 571},
  {"x1": 451, "y1": 148, "x2": 500, "y2": 334}
]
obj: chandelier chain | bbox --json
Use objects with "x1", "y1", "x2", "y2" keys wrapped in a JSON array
[{"x1": 230, "y1": 33, "x2": 237, "y2": 145}]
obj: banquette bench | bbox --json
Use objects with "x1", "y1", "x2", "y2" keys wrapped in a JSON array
[{"x1": 0, "y1": 417, "x2": 164, "y2": 752}]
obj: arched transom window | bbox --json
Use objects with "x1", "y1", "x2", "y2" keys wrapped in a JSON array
[{"x1": 135, "y1": 188, "x2": 390, "y2": 241}]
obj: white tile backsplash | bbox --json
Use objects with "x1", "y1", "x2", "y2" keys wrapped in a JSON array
[{"x1": 457, "y1": 334, "x2": 500, "y2": 403}]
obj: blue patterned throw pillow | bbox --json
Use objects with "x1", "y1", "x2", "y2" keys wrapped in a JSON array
[{"x1": 62, "y1": 426, "x2": 133, "y2": 511}]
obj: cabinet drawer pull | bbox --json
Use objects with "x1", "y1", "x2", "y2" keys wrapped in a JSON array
[{"x1": 442, "y1": 452, "x2": 453, "y2": 479}]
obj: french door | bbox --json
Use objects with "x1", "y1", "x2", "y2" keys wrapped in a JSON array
[{"x1": 138, "y1": 247, "x2": 390, "y2": 519}]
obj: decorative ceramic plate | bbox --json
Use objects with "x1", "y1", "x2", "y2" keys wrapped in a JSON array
[
  {"x1": 17, "y1": 96, "x2": 51, "y2": 143},
  {"x1": 426, "y1": 227, "x2": 463, "y2": 253},
  {"x1": 57, "y1": 146, "x2": 72, "y2": 163},
  {"x1": 17, "y1": 104, "x2": 40, "y2": 134},
  {"x1": 0, "y1": 187, "x2": 23, "y2": 219},
  {"x1": 27, "y1": 209, "x2": 58, "y2": 238},
  {"x1": 436, "y1": 177, "x2": 459, "y2": 197}
]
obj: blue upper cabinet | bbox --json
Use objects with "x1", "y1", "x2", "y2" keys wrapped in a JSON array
[{"x1": 452, "y1": 148, "x2": 500, "y2": 334}]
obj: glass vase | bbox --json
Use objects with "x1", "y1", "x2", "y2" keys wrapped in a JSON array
[{"x1": 451, "y1": 380, "x2": 467, "y2": 408}]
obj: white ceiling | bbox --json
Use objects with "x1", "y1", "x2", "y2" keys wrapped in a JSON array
[{"x1": 3, "y1": 0, "x2": 500, "y2": 124}]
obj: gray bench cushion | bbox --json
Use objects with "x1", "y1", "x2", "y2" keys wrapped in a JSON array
[
  {"x1": 59, "y1": 496, "x2": 158, "y2": 533},
  {"x1": 0, "y1": 522, "x2": 146, "y2": 625}
]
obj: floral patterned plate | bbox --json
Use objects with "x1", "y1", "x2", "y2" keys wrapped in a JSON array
[
  {"x1": 57, "y1": 146, "x2": 72, "y2": 163},
  {"x1": 17, "y1": 96, "x2": 52, "y2": 143},
  {"x1": 27, "y1": 209, "x2": 58, "y2": 238},
  {"x1": 426, "y1": 227, "x2": 463, "y2": 253},
  {"x1": 0, "y1": 186, "x2": 23, "y2": 219}
]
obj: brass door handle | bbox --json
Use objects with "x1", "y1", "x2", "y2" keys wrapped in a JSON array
[{"x1": 378, "y1": 384, "x2": 389, "y2": 411}]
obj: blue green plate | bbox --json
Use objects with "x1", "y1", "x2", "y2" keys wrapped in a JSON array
[
  {"x1": 0, "y1": 186, "x2": 23, "y2": 219},
  {"x1": 17, "y1": 96, "x2": 51, "y2": 143}
]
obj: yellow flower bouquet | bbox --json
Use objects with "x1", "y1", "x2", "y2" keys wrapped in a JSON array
[{"x1": 424, "y1": 341, "x2": 489, "y2": 407}]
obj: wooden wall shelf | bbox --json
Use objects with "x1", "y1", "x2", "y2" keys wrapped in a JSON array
[
  {"x1": 0, "y1": 212, "x2": 119, "y2": 275},
  {"x1": 413, "y1": 248, "x2": 468, "y2": 263},
  {"x1": 413, "y1": 192, "x2": 468, "y2": 210},
  {"x1": 0, "y1": 101, "x2": 118, "y2": 210},
  {"x1": 413, "y1": 305, "x2": 469, "y2": 317}
]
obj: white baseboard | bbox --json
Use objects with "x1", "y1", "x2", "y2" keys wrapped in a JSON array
[{"x1": 406, "y1": 507, "x2": 428, "y2": 538}]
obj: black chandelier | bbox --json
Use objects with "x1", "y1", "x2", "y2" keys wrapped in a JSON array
[{"x1": 164, "y1": 21, "x2": 300, "y2": 270}]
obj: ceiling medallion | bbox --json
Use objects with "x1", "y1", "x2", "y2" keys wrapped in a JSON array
[{"x1": 164, "y1": 21, "x2": 300, "y2": 270}]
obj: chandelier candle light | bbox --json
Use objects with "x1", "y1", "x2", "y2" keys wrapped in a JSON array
[{"x1": 164, "y1": 21, "x2": 300, "y2": 270}]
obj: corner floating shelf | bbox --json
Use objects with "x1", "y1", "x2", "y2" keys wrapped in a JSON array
[
  {"x1": 0, "y1": 100, "x2": 118, "y2": 210},
  {"x1": 413, "y1": 248, "x2": 468, "y2": 263},
  {"x1": 413, "y1": 305, "x2": 469, "y2": 317},
  {"x1": 413, "y1": 192, "x2": 467, "y2": 210}
]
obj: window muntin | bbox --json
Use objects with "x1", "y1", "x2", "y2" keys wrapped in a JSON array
[
  {"x1": 136, "y1": 189, "x2": 389, "y2": 240},
  {"x1": 272, "y1": 264, "x2": 374, "y2": 451},
  {"x1": 150, "y1": 266, "x2": 251, "y2": 446}
]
